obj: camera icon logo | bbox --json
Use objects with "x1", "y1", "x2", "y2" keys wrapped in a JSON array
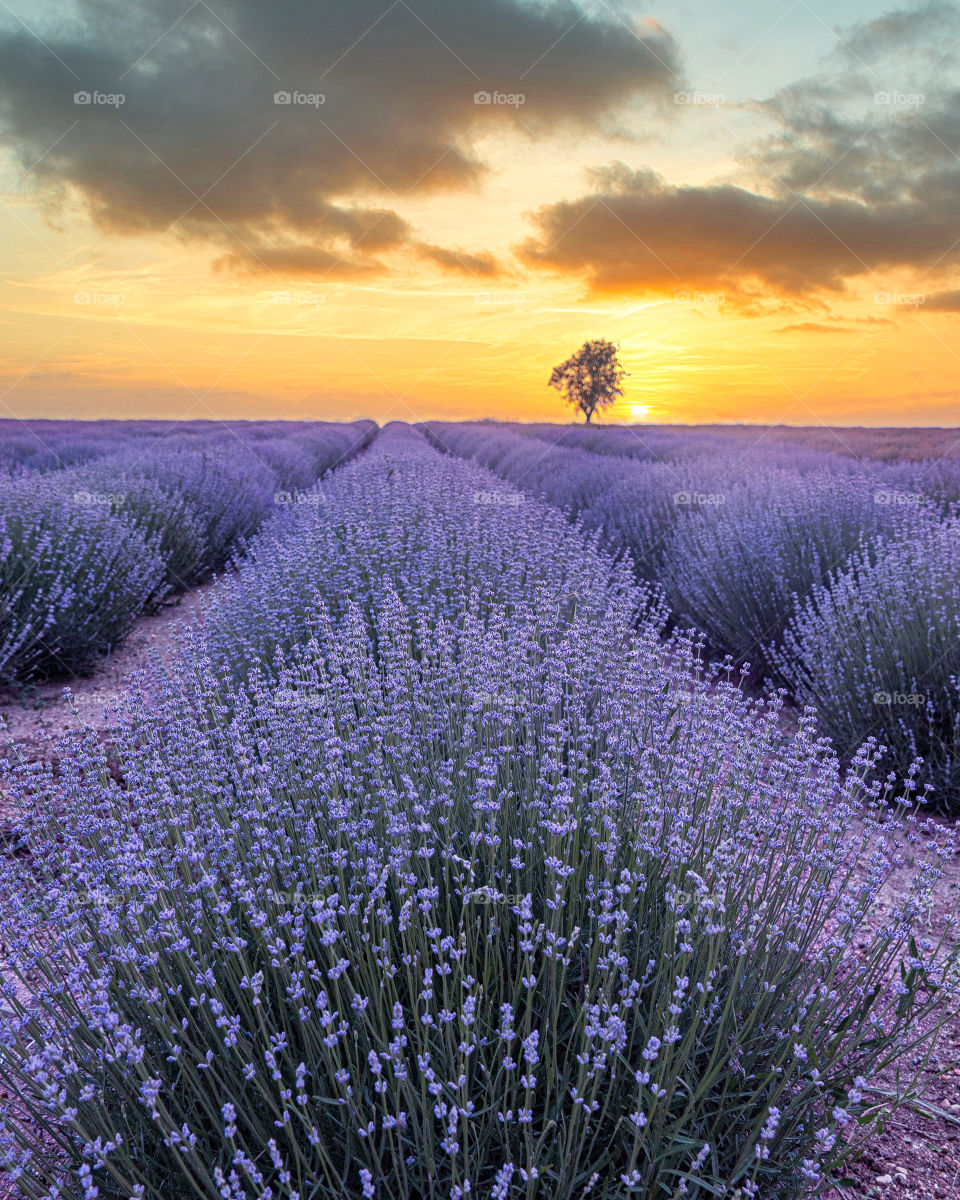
[
  {"x1": 474, "y1": 90, "x2": 491, "y2": 104},
  {"x1": 74, "y1": 91, "x2": 91, "y2": 104},
  {"x1": 274, "y1": 91, "x2": 292, "y2": 105}
]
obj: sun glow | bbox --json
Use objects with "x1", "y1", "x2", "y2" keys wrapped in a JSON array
[{"x1": 628, "y1": 403, "x2": 652, "y2": 421}]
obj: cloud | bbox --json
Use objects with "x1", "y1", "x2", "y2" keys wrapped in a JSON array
[
  {"x1": 835, "y1": 1, "x2": 960, "y2": 63},
  {"x1": 414, "y1": 243, "x2": 501, "y2": 277},
  {"x1": 776, "y1": 322, "x2": 851, "y2": 333},
  {"x1": 521, "y1": 4, "x2": 960, "y2": 307},
  {"x1": 924, "y1": 289, "x2": 960, "y2": 310},
  {"x1": 0, "y1": 0, "x2": 679, "y2": 277},
  {"x1": 518, "y1": 163, "x2": 960, "y2": 304},
  {"x1": 777, "y1": 316, "x2": 899, "y2": 331},
  {"x1": 748, "y1": 5, "x2": 960, "y2": 208}
]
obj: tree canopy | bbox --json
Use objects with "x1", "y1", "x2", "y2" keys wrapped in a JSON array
[{"x1": 548, "y1": 339, "x2": 627, "y2": 423}]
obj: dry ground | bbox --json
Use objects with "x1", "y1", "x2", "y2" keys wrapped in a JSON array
[{"x1": 0, "y1": 581, "x2": 217, "y2": 831}]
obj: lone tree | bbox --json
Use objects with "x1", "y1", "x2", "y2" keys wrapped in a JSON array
[{"x1": 548, "y1": 338, "x2": 627, "y2": 423}]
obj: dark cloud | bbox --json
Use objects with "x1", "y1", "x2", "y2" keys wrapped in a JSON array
[
  {"x1": 751, "y1": 82, "x2": 960, "y2": 209},
  {"x1": 0, "y1": 0, "x2": 679, "y2": 277},
  {"x1": 836, "y1": 1, "x2": 960, "y2": 63},
  {"x1": 414, "y1": 244, "x2": 501, "y2": 277},
  {"x1": 749, "y1": 5, "x2": 960, "y2": 206},
  {"x1": 519, "y1": 163, "x2": 960, "y2": 304},
  {"x1": 521, "y1": 4, "x2": 960, "y2": 307},
  {"x1": 924, "y1": 289, "x2": 960, "y2": 310}
]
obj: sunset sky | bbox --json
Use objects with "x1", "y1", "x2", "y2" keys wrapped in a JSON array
[{"x1": 1, "y1": 0, "x2": 959, "y2": 426}]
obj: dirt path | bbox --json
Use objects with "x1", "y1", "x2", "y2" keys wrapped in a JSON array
[
  {"x1": 0, "y1": 579, "x2": 220, "y2": 828},
  {"x1": 820, "y1": 833, "x2": 960, "y2": 1200},
  {"x1": 772, "y1": 694, "x2": 960, "y2": 1197}
]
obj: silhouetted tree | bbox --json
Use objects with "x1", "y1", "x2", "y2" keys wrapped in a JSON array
[{"x1": 548, "y1": 339, "x2": 627, "y2": 423}]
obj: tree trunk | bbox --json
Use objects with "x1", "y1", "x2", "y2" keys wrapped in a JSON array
[{"x1": 584, "y1": 411, "x2": 592, "y2": 423}]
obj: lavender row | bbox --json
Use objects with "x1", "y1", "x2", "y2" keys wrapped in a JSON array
[
  {"x1": 773, "y1": 520, "x2": 960, "y2": 802},
  {"x1": 518, "y1": 422, "x2": 960, "y2": 471},
  {"x1": 1, "y1": 423, "x2": 957, "y2": 1199},
  {"x1": 508, "y1": 421, "x2": 865, "y2": 475},
  {"x1": 0, "y1": 420, "x2": 375, "y2": 683},
  {"x1": 0, "y1": 420, "x2": 366, "y2": 480},
  {"x1": 420, "y1": 422, "x2": 959, "y2": 812},
  {"x1": 201, "y1": 421, "x2": 653, "y2": 685}
]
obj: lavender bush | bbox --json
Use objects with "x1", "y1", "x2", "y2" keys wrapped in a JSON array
[
  {"x1": 132, "y1": 448, "x2": 278, "y2": 576},
  {"x1": 421, "y1": 422, "x2": 960, "y2": 789},
  {"x1": 0, "y1": 479, "x2": 166, "y2": 683},
  {"x1": 0, "y1": 425, "x2": 128, "y2": 475},
  {"x1": 510, "y1": 423, "x2": 723, "y2": 463},
  {"x1": 579, "y1": 462, "x2": 737, "y2": 584},
  {"x1": 775, "y1": 518, "x2": 960, "y2": 814},
  {"x1": 133, "y1": 423, "x2": 376, "y2": 579},
  {"x1": 1, "y1": 426, "x2": 956, "y2": 1200},
  {"x1": 60, "y1": 464, "x2": 206, "y2": 596},
  {"x1": 0, "y1": 421, "x2": 376, "y2": 684},
  {"x1": 421, "y1": 426, "x2": 874, "y2": 601},
  {"x1": 515, "y1": 425, "x2": 860, "y2": 475},
  {"x1": 288, "y1": 420, "x2": 378, "y2": 478},
  {"x1": 660, "y1": 469, "x2": 933, "y2": 680},
  {"x1": 880, "y1": 457, "x2": 960, "y2": 516},
  {"x1": 204, "y1": 424, "x2": 649, "y2": 682},
  {"x1": 424, "y1": 423, "x2": 631, "y2": 520}
]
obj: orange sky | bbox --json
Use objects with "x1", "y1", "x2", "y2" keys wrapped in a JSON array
[{"x1": 1, "y1": 0, "x2": 959, "y2": 427}]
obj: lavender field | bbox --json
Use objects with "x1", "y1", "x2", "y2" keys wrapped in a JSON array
[
  {"x1": 0, "y1": 420, "x2": 375, "y2": 682},
  {"x1": 1, "y1": 420, "x2": 958, "y2": 1199}
]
